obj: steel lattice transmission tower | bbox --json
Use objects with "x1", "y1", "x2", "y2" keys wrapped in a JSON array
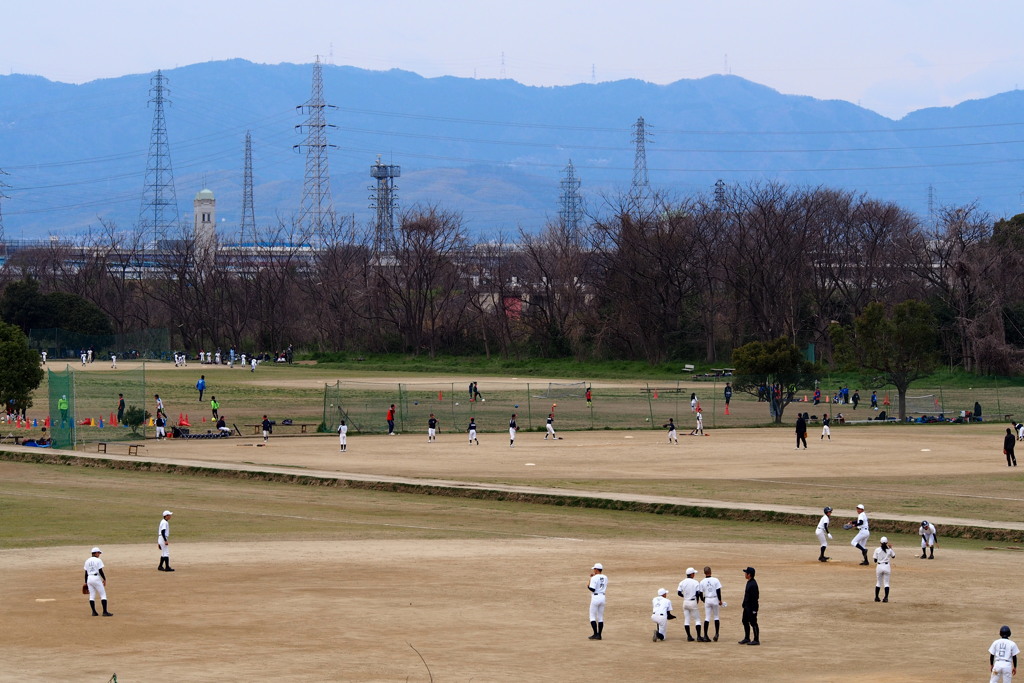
[
  {"x1": 369, "y1": 155, "x2": 400, "y2": 252},
  {"x1": 138, "y1": 70, "x2": 180, "y2": 245},
  {"x1": 294, "y1": 57, "x2": 337, "y2": 240},
  {"x1": 631, "y1": 116, "x2": 652, "y2": 196},
  {"x1": 559, "y1": 159, "x2": 583, "y2": 239},
  {"x1": 240, "y1": 131, "x2": 256, "y2": 245},
  {"x1": 0, "y1": 168, "x2": 9, "y2": 245},
  {"x1": 714, "y1": 179, "x2": 726, "y2": 208}
]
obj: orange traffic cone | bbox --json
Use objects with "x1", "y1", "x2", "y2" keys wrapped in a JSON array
[
  {"x1": 44, "y1": 416, "x2": 50, "y2": 427},
  {"x1": 438, "y1": 391, "x2": 443, "y2": 401},
  {"x1": 724, "y1": 404, "x2": 730, "y2": 415},
  {"x1": 653, "y1": 391, "x2": 659, "y2": 399}
]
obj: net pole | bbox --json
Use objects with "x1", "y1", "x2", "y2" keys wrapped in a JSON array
[
  {"x1": 526, "y1": 383, "x2": 532, "y2": 431},
  {"x1": 588, "y1": 382, "x2": 594, "y2": 430},
  {"x1": 398, "y1": 383, "x2": 405, "y2": 433},
  {"x1": 646, "y1": 382, "x2": 655, "y2": 427}
]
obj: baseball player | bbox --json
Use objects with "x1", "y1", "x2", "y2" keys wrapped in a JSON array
[
  {"x1": 157, "y1": 510, "x2": 174, "y2": 571},
  {"x1": 261, "y1": 415, "x2": 272, "y2": 443},
  {"x1": 337, "y1": 420, "x2": 347, "y2": 452},
  {"x1": 698, "y1": 566, "x2": 723, "y2": 642},
  {"x1": 587, "y1": 563, "x2": 607, "y2": 640},
  {"x1": 816, "y1": 506, "x2": 834, "y2": 562},
  {"x1": 872, "y1": 536, "x2": 896, "y2": 602},
  {"x1": 427, "y1": 414, "x2": 438, "y2": 442},
  {"x1": 509, "y1": 413, "x2": 518, "y2": 448},
  {"x1": 989, "y1": 625, "x2": 1019, "y2": 683},
  {"x1": 84, "y1": 547, "x2": 113, "y2": 616},
  {"x1": 1016, "y1": 422, "x2": 1024, "y2": 441},
  {"x1": 467, "y1": 417, "x2": 478, "y2": 445},
  {"x1": 545, "y1": 413, "x2": 556, "y2": 440},
  {"x1": 849, "y1": 504, "x2": 870, "y2": 565},
  {"x1": 663, "y1": 418, "x2": 678, "y2": 444},
  {"x1": 820, "y1": 413, "x2": 831, "y2": 440},
  {"x1": 689, "y1": 410, "x2": 704, "y2": 436},
  {"x1": 676, "y1": 567, "x2": 703, "y2": 642},
  {"x1": 650, "y1": 588, "x2": 675, "y2": 642},
  {"x1": 919, "y1": 520, "x2": 937, "y2": 559}
]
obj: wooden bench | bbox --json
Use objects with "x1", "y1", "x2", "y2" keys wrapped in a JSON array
[
  {"x1": 246, "y1": 423, "x2": 318, "y2": 435},
  {"x1": 1, "y1": 433, "x2": 23, "y2": 445},
  {"x1": 97, "y1": 442, "x2": 142, "y2": 456}
]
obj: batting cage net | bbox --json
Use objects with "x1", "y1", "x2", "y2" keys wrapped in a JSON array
[
  {"x1": 534, "y1": 381, "x2": 587, "y2": 399},
  {"x1": 45, "y1": 365, "x2": 148, "y2": 449}
]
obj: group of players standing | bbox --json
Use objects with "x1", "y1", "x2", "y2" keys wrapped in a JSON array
[
  {"x1": 587, "y1": 563, "x2": 760, "y2": 646},
  {"x1": 815, "y1": 503, "x2": 938, "y2": 603}
]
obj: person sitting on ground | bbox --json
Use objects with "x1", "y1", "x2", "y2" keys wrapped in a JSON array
[{"x1": 216, "y1": 416, "x2": 232, "y2": 435}]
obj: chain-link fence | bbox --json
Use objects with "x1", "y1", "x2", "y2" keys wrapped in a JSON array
[{"x1": 30, "y1": 328, "x2": 171, "y2": 361}]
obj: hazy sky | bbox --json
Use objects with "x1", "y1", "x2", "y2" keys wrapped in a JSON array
[{"x1": 4, "y1": 1, "x2": 1023, "y2": 118}]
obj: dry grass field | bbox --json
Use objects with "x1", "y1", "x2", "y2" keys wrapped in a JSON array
[{"x1": 2, "y1": 366, "x2": 1023, "y2": 681}]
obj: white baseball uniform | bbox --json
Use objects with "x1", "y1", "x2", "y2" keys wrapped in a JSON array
[
  {"x1": 338, "y1": 423, "x2": 347, "y2": 450},
  {"x1": 695, "y1": 412, "x2": 703, "y2": 434},
  {"x1": 84, "y1": 556, "x2": 106, "y2": 600},
  {"x1": 651, "y1": 595, "x2": 673, "y2": 639},
  {"x1": 816, "y1": 513, "x2": 832, "y2": 548},
  {"x1": 676, "y1": 577, "x2": 701, "y2": 626},
  {"x1": 873, "y1": 545, "x2": 895, "y2": 588},
  {"x1": 851, "y1": 510, "x2": 870, "y2": 548},
  {"x1": 989, "y1": 637, "x2": 1020, "y2": 683},
  {"x1": 919, "y1": 523, "x2": 937, "y2": 549},
  {"x1": 158, "y1": 517, "x2": 171, "y2": 557},
  {"x1": 588, "y1": 573, "x2": 607, "y2": 623},
  {"x1": 699, "y1": 575, "x2": 723, "y2": 622}
]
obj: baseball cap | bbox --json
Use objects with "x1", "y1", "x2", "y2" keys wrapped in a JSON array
[
  {"x1": 856, "y1": 504, "x2": 864, "y2": 509},
  {"x1": 742, "y1": 566, "x2": 756, "y2": 576},
  {"x1": 685, "y1": 567, "x2": 696, "y2": 575},
  {"x1": 592, "y1": 563, "x2": 603, "y2": 570},
  {"x1": 921, "y1": 520, "x2": 928, "y2": 526},
  {"x1": 658, "y1": 588, "x2": 668, "y2": 596},
  {"x1": 880, "y1": 536, "x2": 889, "y2": 543},
  {"x1": 163, "y1": 510, "x2": 173, "y2": 516},
  {"x1": 91, "y1": 547, "x2": 102, "y2": 554}
]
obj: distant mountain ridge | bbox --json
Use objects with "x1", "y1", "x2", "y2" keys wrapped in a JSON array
[{"x1": 1, "y1": 58, "x2": 1023, "y2": 240}]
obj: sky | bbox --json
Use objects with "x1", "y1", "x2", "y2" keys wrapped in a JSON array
[{"x1": 3, "y1": 1, "x2": 1024, "y2": 120}]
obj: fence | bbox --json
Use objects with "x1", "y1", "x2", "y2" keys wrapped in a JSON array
[
  {"x1": 29, "y1": 328, "x2": 171, "y2": 361},
  {"x1": 321, "y1": 378, "x2": 1024, "y2": 435},
  {"x1": 43, "y1": 366, "x2": 149, "y2": 449}
]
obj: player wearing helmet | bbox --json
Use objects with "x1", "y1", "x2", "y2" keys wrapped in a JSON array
[
  {"x1": 989, "y1": 625, "x2": 1018, "y2": 682},
  {"x1": 815, "y1": 506, "x2": 834, "y2": 562},
  {"x1": 919, "y1": 520, "x2": 937, "y2": 559}
]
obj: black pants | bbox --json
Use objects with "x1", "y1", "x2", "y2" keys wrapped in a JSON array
[
  {"x1": 742, "y1": 609, "x2": 759, "y2": 640},
  {"x1": 796, "y1": 433, "x2": 807, "y2": 448},
  {"x1": 1007, "y1": 447, "x2": 1017, "y2": 466}
]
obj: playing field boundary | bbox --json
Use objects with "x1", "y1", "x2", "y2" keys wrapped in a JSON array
[{"x1": 4, "y1": 447, "x2": 1022, "y2": 543}]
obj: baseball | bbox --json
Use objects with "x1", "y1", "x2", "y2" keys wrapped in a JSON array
[{"x1": 455, "y1": 402, "x2": 459, "y2": 406}]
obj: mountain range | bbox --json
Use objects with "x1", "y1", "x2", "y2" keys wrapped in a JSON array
[{"x1": 2, "y1": 58, "x2": 1023, "y2": 241}]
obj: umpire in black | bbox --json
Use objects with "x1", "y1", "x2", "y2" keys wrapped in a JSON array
[{"x1": 738, "y1": 567, "x2": 760, "y2": 646}]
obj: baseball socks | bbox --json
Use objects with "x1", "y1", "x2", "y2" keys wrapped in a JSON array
[
  {"x1": 819, "y1": 547, "x2": 830, "y2": 562},
  {"x1": 882, "y1": 588, "x2": 889, "y2": 602},
  {"x1": 929, "y1": 547, "x2": 934, "y2": 559},
  {"x1": 90, "y1": 600, "x2": 99, "y2": 616},
  {"x1": 685, "y1": 625, "x2": 695, "y2": 641},
  {"x1": 858, "y1": 546, "x2": 869, "y2": 565},
  {"x1": 874, "y1": 587, "x2": 881, "y2": 602},
  {"x1": 588, "y1": 621, "x2": 602, "y2": 640},
  {"x1": 101, "y1": 599, "x2": 112, "y2": 616}
]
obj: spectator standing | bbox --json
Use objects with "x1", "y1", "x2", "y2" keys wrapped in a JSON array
[
  {"x1": 196, "y1": 375, "x2": 206, "y2": 402},
  {"x1": 1004, "y1": 427, "x2": 1017, "y2": 466},
  {"x1": 738, "y1": 567, "x2": 759, "y2": 646},
  {"x1": 795, "y1": 414, "x2": 808, "y2": 449}
]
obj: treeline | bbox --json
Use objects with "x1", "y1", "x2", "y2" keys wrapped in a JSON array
[{"x1": 3, "y1": 183, "x2": 1024, "y2": 373}]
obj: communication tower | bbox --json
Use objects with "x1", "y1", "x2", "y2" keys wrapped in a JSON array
[
  {"x1": 714, "y1": 179, "x2": 726, "y2": 208},
  {"x1": 369, "y1": 156, "x2": 400, "y2": 251},
  {"x1": 138, "y1": 70, "x2": 180, "y2": 245},
  {"x1": 559, "y1": 160, "x2": 583, "y2": 240},
  {"x1": 631, "y1": 116, "x2": 652, "y2": 196},
  {"x1": 294, "y1": 57, "x2": 337, "y2": 241},
  {"x1": 240, "y1": 131, "x2": 256, "y2": 245}
]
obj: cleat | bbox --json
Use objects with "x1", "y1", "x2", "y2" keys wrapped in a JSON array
[
  {"x1": 738, "y1": 639, "x2": 751, "y2": 644},
  {"x1": 748, "y1": 640, "x2": 760, "y2": 646},
  {"x1": 102, "y1": 612, "x2": 113, "y2": 616},
  {"x1": 713, "y1": 635, "x2": 719, "y2": 642},
  {"x1": 818, "y1": 557, "x2": 827, "y2": 562},
  {"x1": 859, "y1": 561, "x2": 870, "y2": 566},
  {"x1": 588, "y1": 634, "x2": 601, "y2": 640},
  {"x1": 882, "y1": 598, "x2": 888, "y2": 602},
  {"x1": 874, "y1": 597, "x2": 881, "y2": 602},
  {"x1": 165, "y1": 567, "x2": 175, "y2": 571},
  {"x1": 920, "y1": 554, "x2": 927, "y2": 559},
  {"x1": 687, "y1": 636, "x2": 695, "y2": 642}
]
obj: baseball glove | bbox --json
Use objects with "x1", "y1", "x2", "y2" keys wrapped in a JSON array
[
  {"x1": 842, "y1": 523, "x2": 854, "y2": 530},
  {"x1": 82, "y1": 583, "x2": 89, "y2": 595}
]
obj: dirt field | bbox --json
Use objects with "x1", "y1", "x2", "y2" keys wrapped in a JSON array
[{"x1": 3, "y1": 379, "x2": 1023, "y2": 681}]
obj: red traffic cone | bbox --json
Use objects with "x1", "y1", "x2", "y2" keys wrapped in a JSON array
[
  {"x1": 653, "y1": 391, "x2": 659, "y2": 399},
  {"x1": 438, "y1": 391, "x2": 443, "y2": 401},
  {"x1": 44, "y1": 416, "x2": 50, "y2": 427},
  {"x1": 724, "y1": 404, "x2": 730, "y2": 415}
]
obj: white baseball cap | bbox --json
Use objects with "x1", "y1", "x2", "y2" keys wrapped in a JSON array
[
  {"x1": 880, "y1": 536, "x2": 888, "y2": 543},
  {"x1": 91, "y1": 547, "x2": 102, "y2": 554},
  {"x1": 856, "y1": 504, "x2": 864, "y2": 509},
  {"x1": 592, "y1": 563, "x2": 603, "y2": 570},
  {"x1": 686, "y1": 567, "x2": 696, "y2": 575},
  {"x1": 163, "y1": 510, "x2": 173, "y2": 516},
  {"x1": 658, "y1": 588, "x2": 668, "y2": 596}
]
